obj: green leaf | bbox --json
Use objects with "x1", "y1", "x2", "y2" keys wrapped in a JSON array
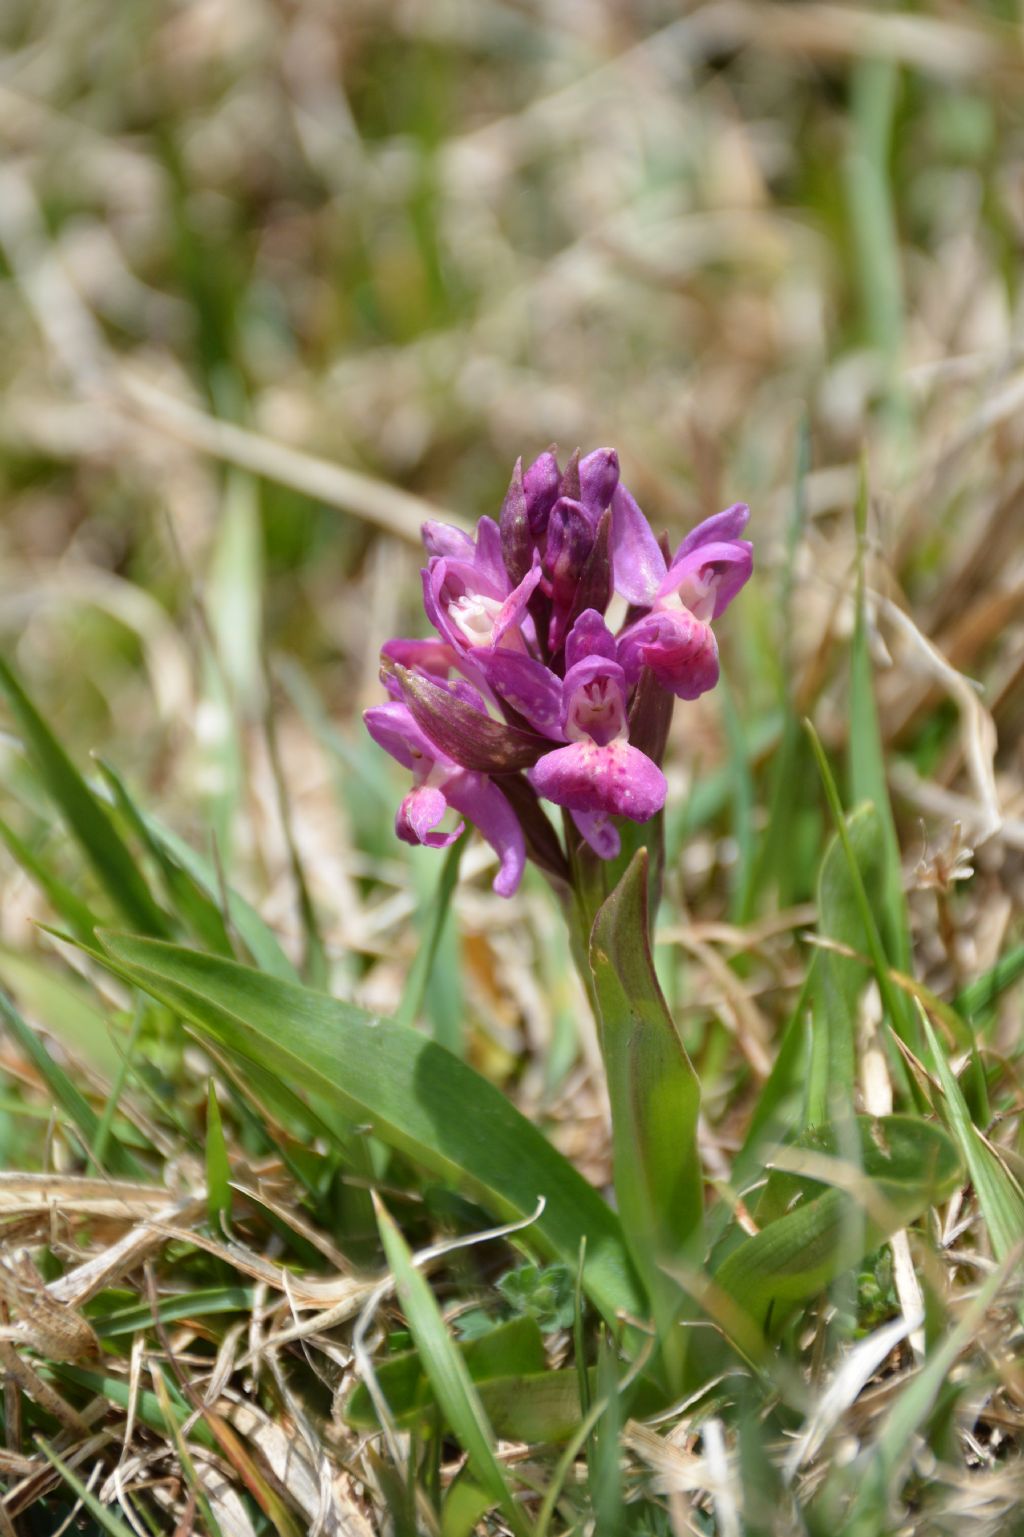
[
  {"x1": 375, "y1": 1199, "x2": 530, "y2": 1537},
  {"x1": 920, "y1": 1011, "x2": 1024, "y2": 1261},
  {"x1": 0, "y1": 655, "x2": 169, "y2": 936},
  {"x1": 806, "y1": 804, "x2": 884, "y2": 1126},
  {"x1": 0, "y1": 988, "x2": 141, "y2": 1177},
  {"x1": 38, "y1": 1440, "x2": 137, "y2": 1537},
  {"x1": 96, "y1": 759, "x2": 234, "y2": 956},
  {"x1": 205, "y1": 1080, "x2": 232, "y2": 1228},
  {"x1": 94, "y1": 1285, "x2": 254, "y2": 1337},
  {"x1": 94, "y1": 932, "x2": 645, "y2": 1329},
  {"x1": 591, "y1": 850, "x2": 703, "y2": 1270},
  {"x1": 848, "y1": 460, "x2": 911, "y2": 980},
  {"x1": 0, "y1": 813, "x2": 99, "y2": 942},
  {"x1": 497, "y1": 1262, "x2": 575, "y2": 1333},
  {"x1": 347, "y1": 1315, "x2": 547, "y2": 1430},
  {"x1": 713, "y1": 1115, "x2": 961, "y2": 1325}
]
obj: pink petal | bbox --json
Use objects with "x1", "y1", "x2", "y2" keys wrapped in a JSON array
[
  {"x1": 609, "y1": 484, "x2": 666, "y2": 607},
  {"x1": 570, "y1": 808, "x2": 621, "y2": 860},
  {"x1": 396, "y1": 785, "x2": 464, "y2": 849},
  {"x1": 529, "y1": 740, "x2": 666, "y2": 823},
  {"x1": 618, "y1": 611, "x2": 720, "y2": 700},
  {"x1": 444, "y1": 772, "x2": 526, "y2": 896}
]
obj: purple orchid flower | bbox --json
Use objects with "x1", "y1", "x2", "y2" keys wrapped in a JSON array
[
  {"x1": 482, "y1": 611, "x2": 666, "y2": 860},
  {"x1": 363, "y1": 699, "x2": 525, "y2": 897},
  {"x1": 422, "y1": 513, "x2": 542, "y2": 658},
  {"x1": 612, "y1": 495, "x2": 752, "y2": 699}
]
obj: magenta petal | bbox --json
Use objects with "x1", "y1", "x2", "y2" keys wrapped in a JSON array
[
  {"x1": 473, "y1": 516, "x2": 507, "y2": 590},
  {"x1": 444, "y1": 773, "x2": 526, "y2": 897},
  {"x1": 524, "y1": 450, "x2": 560, "y2": 536},
  {"x1": 364, "y1": 702, "x2": 451, "y2": 773},
  {"x1": 396, "y1": 785, "x2": 463, "y2": 849},
  {"x1": 422, "y1": 522, "x2": 476, "y2": 562},
  {"x1": 618, "y1": 611, "x2": 720, "y2": 700},
  {"x1": 529, "y1": 740, "x2": 666, "y2": 823},
  {"x1": 570, "y1": 808, "x2": 621, "y2": 860},
  {"x1": 659, "y1": 537, "x2": 753, "y2": 620},
  {"x1": 492, "y1": 561, "x2": 543, "y2": 647},
  {"x1": 579, "y1": 448, "x2": 619, "y2": 519},
  {"x1": 475, "y1": 650, "x2": 564, "y2": 738},
  {"x1": 564, "y1": 609, "x2": 616, "y2": 671},
  {"x1": 381, "y1": 637, "x2": 461, "y2": 677},
  {"x1": 610, "y1": 484, "x2": 666, "y2": 607},
  {"x1": 673, "y1": 503, "x2": 750, "y2": 562}
]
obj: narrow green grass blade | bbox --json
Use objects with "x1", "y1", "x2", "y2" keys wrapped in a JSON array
[
  {"x1": 395, "y1": 832, "x2": 464, "y2": 1028},
  {"x1": 95, "y1": 932, "x2": 646, "y2": 1328},
  {"x1": 806, "y1": 721, "x2": 920, "y2": 1059},
  {"x1": 205, "y1": 1081, "x2": 232, "y2": 1228},
  {"x1": 97, "y1": 759, "x2": 233, "y2": 956},
  {"x1": 0, "y1": 814, "x2": 99, "y2": 941},
  {"x1": 845, "y1": 1250, "x2": 1017, "y2": 1532},
  {"x1": 848, "y1": 458, "x2": 912, "y2": 979},
  {"x1": 956, "y1": 941, "x2": 1024, "y2": 1022},
  {"x1": 125, "y1": 811, "x2": 298, "y2": 981},
  {"x1": 94, "y1": 1286, "x2": 254, "y2": 1337},
  {"x1": 806, "y1": 804, "x2": 884, "y2": 1126},
  {"x1": 375, "y1": 1199, "x2": 530, "y2": 1537},
  {"x1": 0, "y1": 988, "x2": 140, "y2": 1176},
  {"x1": 0, "y1": 656, "x2": 169, "y2": 936},
  {"x1": 38, "y1": 1440, "x2": 138, "y2": 1537},
  {"x1": 920, "y1": 1011, "x2": 1024, "y2": 1260}
]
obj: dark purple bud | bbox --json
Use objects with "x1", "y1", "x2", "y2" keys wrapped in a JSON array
[
  {"x1": 523, "y1": 449, "x2": 560, "y2": 538},
  {"x1": 388, "y1": 663, "x2": 549, "y2": 773},
  {"x1": 499, "y1": 457, "x2": 532, "y2": 587},
  {"x1": 559, "y1": 448, "x2": 581, "y2": 503},
  {"x1": 545, "y1": 497, "x2": 594, "y2": 615},
  {"x1": 566, "y1": 508, "x2": 613, "y2": 636},
  {"x1": 579, "y1": 448, "x2": 620, "y2": 519}
]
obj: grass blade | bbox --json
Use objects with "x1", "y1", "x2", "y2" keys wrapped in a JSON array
[
  {"x1": 0, "y1": 656, "x2": 169, "y2": 936},
  {"x1": 375, "y1": 1197, "x2": 531, "y2": 1537}
]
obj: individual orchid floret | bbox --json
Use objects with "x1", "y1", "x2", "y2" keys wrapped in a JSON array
[
  {"x1": 613, "y1": 497, "x2": 752, "y2": 699},
  {"x1": 578, "y1": 447, "x2": 619, "y2": 522},
  {"x1": 525, "y1": 611, "x2": 667, "y2": 860},
  {"x1": 423, "y1": 511, "x2": 542, "y2": 658},
  {"x1": 363, "y1": 700, "x2": 525, "y2": 897}
]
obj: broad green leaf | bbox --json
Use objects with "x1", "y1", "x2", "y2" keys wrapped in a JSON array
[
  {"x1": 0, "y1": 656, "x2": 168, "y2": 936},
  {"x1": 442, "y1": 1478, "x2": 496, "y2": 1537},
  {"x1": 347, "y1": 1315, "x2": 548, "y2": 1431},
  {"x1": 95, "y1": 933, "x2": 645, "y2": 1328},
  {"x1": 713, "y1": 1115, "x2": 961, "y2": 1325},
  {"x1": 920, "y1": 1012, "x2": 1024, "y2": 1261},
  {"x1": 590, "y1": 849, "x2": 699, "y2": 1394},
  {"x1": 0, "y1": 947, "x2": 121, "y2": 1082},
  {"x1": 591, "y1": 851, "x2": 703, "y2": 1270},
  {"x1": 376, "y1": 1199, "x2": 530, "y2": 1537}
]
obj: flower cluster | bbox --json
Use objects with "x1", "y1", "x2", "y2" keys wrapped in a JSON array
[{"x1": 364, "y1": 449, "x2": 752, "y2": 895}]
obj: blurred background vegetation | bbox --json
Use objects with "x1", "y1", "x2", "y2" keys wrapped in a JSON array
[{"x1": 0, "y1": 3, "x2": 1023, "y2": 1528}]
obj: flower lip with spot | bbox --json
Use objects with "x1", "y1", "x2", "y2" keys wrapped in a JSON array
[
  {"x1": 526, "y1": 612, "x2": 668, "y2": 857},
  {"x1": 363, "y1": 700, "x2": 525, "y2": 896}
]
